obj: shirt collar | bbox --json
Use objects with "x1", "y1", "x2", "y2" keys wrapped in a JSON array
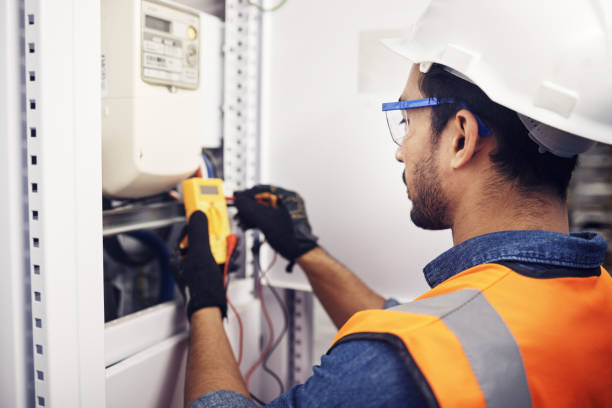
[{"x1": 423, "y1": 230, "x2": 608, "y2": 288}]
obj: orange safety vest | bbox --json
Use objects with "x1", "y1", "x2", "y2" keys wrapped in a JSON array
[{"x1": 331, "y1": 262, "x2": 612, "y2": 407}]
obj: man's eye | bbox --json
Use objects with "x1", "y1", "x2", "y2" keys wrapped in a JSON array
[{"x1": 399, "y1": 118, "x2": 408, "y2": 130}]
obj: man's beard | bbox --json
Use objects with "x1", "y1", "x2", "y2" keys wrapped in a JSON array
[{"x1": 408, "y1": 152, "x2": 451, "y2": 230}]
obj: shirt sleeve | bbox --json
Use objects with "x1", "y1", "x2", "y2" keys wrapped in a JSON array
[
  {"x1": 191, "y1": 337, "x2": 428, "y2": 408},
  {"x1": 266, "y1": 338, "x2": 428, "y2": 407},
  {"x1": 190, "y1": 390, "x2": 256, "y2": 408}
]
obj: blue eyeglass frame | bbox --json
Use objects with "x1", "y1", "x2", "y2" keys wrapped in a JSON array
[{"x1": 382, "y1": 97, "x2": 492, "y2": 137}]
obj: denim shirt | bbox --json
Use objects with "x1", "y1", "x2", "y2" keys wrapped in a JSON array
[{"x1": 191, "y1": 230, "x2": 607, "y2": 408}]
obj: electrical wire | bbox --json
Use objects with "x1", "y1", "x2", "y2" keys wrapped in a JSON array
[
  {"x1": 102, "y1": 197, "x2": 177, "y2": 317},
  {"x1": 244, "y1": 242, "x2": 281, "y2": 399},
  {"x1": 260, "y1": 246, "x2": 278, "y2": 272},
  {"x1": 127, "y1": 230, "x2": 174, "y2": 303},
  {"x1": 245, "y1": 272, "x2": 275, "y2": 390},
  {"x1": 104, "y1": 234, "x2": 156, "y2": 267},
  {"x1": 249, "y1": 392, "x2": 266, "y2": 406},
  {"x1": 261, "y1": 281, "x2": 288, "y2": 394},
  {"x1": 201, "y1": 152, "x2": 215, "y2": 178},
  {"x1": 104, "y1": 192, "x2": 176, "y2": 210},
  {"x1": 168, "y1": 190, "x2": 181, "y2": 201},
  {"x1": 244, "y1": 240, "x2": 287, "y2": 402},
  {"x1": 202, "y1": 149, "x2": 219, "y2": 177},
  {"x1": 248, "y1": 0, "x2": 288, "y2": 12},
  {"x1": 227, "y1": 299, "x2": 244, "y2": 366},
  {"x1": 225, "y1": 234, "x2": 244, "y2": 367},
  {"x1": 254, "y1": 245, "x2": 286, "y2": 394}
]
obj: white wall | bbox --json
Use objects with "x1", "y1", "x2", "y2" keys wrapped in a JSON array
[{"x1": 260, "y1": 0, "x2": 453, "y2": 302}]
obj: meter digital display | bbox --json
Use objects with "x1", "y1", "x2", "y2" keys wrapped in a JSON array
[
  {"x1": 145, "y1": 15, "x2": 171, "y2": 32},
  {"x1": 200, "y1": 185, "x2": 219, "y2": 195}
]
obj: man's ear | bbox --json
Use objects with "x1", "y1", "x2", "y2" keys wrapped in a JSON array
[{"x1": 449, "y1": 109, "x2": 483, "y2": 169}]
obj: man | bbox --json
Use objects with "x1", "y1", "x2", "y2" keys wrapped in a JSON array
[{"x1": 172, "y1": 1, "x2": 612, "y2": 407}]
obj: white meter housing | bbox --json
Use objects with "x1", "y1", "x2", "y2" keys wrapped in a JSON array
[{"x1": 101, "y1": 0, "x2": 220, "y2": 198}]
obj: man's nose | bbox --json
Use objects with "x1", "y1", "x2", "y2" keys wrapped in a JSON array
[{"x1": 395, "y1": 147, "x2": 404, "y2": 163}]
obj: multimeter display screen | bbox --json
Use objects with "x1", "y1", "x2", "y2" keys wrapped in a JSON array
[
  {"x1": 200, "y1": 186, "x2": 219, "y2": 195},
  {"x1": 145, "y1": 15, "x2": 171, "y2": 33}
]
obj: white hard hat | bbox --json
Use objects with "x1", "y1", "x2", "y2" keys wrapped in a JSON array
[{"x1": 383, "y1": 0, "x2": 612, "y2": 157}]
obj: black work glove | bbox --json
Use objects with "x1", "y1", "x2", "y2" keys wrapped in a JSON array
[
  {"x1": 169, "y1": 211, "x2": 227, "y2": 320},
  {"x1": 234, "y1": 185, "x2": 318, "y2": 271}
]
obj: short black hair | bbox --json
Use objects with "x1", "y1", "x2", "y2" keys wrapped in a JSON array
[{"x1": 418, "y1": 64, "x2": 577, "y2": 200}]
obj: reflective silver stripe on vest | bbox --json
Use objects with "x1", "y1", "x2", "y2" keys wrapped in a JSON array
[{"x1": 391, "y1": 289, "x2": 532, "y2": 408}]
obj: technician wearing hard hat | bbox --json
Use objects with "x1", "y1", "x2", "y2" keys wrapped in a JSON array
[{"x1": 174, "y1": 1, "x2": 612, "y2": 407}]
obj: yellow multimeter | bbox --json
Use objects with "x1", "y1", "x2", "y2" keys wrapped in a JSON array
[{"x1": 181, "y1": 177, "x2": 231, "y2": 264}]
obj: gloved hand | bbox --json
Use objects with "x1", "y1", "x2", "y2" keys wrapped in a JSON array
[
  {"x1": 234, "y1": 185, "x2": 318, "y2": 270},
  {"x1": 170, "y1": 211, "x2": 227, "y2": 320}
]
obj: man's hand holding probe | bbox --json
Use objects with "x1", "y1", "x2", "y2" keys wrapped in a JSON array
[
  {"x1": 235, "y1": 185, "x2": 386, "y2": 328},
  {"x1": 234, "y1": 185, "x2": 319, "y2": 271}
]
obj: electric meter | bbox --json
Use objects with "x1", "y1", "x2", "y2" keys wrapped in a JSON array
[
  {"x1": 141, "y1": 2, "x2": 200, "y2": 90},
  {"x1": 101, "y1": 0, "x2": 220, "y2": 198}
]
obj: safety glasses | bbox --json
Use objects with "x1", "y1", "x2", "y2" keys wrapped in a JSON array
[{"x1": 382, "y1": 97, "x2": 492, "y2": 145}]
